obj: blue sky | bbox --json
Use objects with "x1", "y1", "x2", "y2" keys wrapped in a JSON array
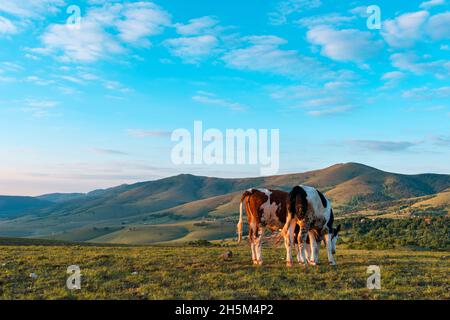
[{"x1": 0, "y1": 0, "x2": 449, "y2": 195}]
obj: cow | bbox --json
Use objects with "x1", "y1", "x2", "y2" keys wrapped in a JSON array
[
  {"x1": 237, "y1": 188, "x2": 289, "y2": 265},
  {"x1": 236, "y1": 187, "x2": 340, "y2": 266},
  {"x1": 282, "y1": 185, "x2": 339, "y2": 266}
]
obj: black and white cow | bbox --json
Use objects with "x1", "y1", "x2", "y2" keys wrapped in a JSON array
[{"x1": 282, "y1": 185, "x2": 340, "y2": 266}]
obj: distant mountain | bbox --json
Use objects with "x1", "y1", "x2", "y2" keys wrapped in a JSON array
[
  {"x1": 37, "y1": 193, "x2": 86, "y2": 203},
  {"x1": 0, "y1": 163, "x2": 448, "y2": 242},
  {"x1": 0, "y1": 196, "x2": 52, "y2": 218}
]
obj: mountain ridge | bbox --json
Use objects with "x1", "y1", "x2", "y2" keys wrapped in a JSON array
[{"x1": 0, "y1": 162, "x2": 448, "y2": 242}]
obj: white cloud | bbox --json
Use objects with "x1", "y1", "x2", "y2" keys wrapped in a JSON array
[
  {"x1": 307, "y1": 26, "x2": 382, "y2": 63},
  {"x1": 426, "y1": 12, "x2": 450, "y2": 40},
  {"x1": 403, "y1": 86, "x2": 450, "y2": 98},
  {"x1": 175, "y1": 16, "x2": 219, "y2": 35},
  {"x1": 323, "y1": 81, "x2": 352, "y2": 90},
  {"x1": 222, "y1": 35, "x2": 322, "y2": 77},
  {"x1": 26, "y1": 76, "x2": 56, "y2": 86},
  {"x1": 391, "y1": 52, "x2": 450, "y2": 77},
  {"x1": 89, "y1": 148, "x2": 128, "y2": 156},
  {"x1": 21, "y1": 99, "x2": 59, "y2": 117},
  {"x1": 0, "y1": 1, "x2": 65, "y2": 36},
  {"x1": 165, "y1": 16, "x2": 225, "y2": 64},
  {"x1": 296, "y1": 13, "x2": 355, "y2": 27},
  {"x1": 349, "y1": 6, "x2": 369, "y2": 17},
  {"x1": 382, "y1": 11, "x2": 429, "y2": 48},
  {"x1": 303, "y1": 96, "x2": 345, "y2": 108},
  {"x1": 164, "y1": 35, "x2": 218, "y2": 63},
  {"x1": 103, "y1": 80, "x2": 131, "y2": 93},
  {"x1": 351, "y1": 140, "x2": 418, "y2": 152},
  {"x1": 420, "y1": 0, "x2": 446, "y2": 9},
  {"x1": 58, "y1": 86, "x2": 81, "y2": 95},
  {"x1": 0, "y1": 75, "x2": 15, "y2": 82},
  {"x1": 116, "y1": 2, "x2": 171, "y2": 45},
  {"x1": 380, "y1": 71, "x2": 404, "y2": 89},
  {"x1": 192, "y1": 91, "x2": 246, "y2": 111},
  {"x1": 1, "y1": 61, "x2": 23, "y2": 72},
  {"x1": 40, "y1": 20, "x2": 124, "y2": 62},
  {"x1": 402, "y1": 86, "x2": 429, "y2": 98},
  {"x1": 307, "y1": 105, "x2": 353, "y2": 117},
  {"x1": 36, "y1": 2, "x2": 171, "y2": 62},
  {"x1": 0, "y1": 0, "x2": 65, "y2": 18},
  {"x1": 0, "y1": 16, "x2": 17, "y2": 35},
  {"x1": 381, "y1": 71, "x2": 404, "y2": 81},
  {"x1": 268, "y1": 0, "x2": 322, "y2": 25},
  {"x1": 25, "y1": 99, "x2": 59, "y2": 108},
  {"x1": 381, "y1": 10, "x2": 450, "y2": 47},
  {"x1": 126, "y1": 129, "x2": 172, "y2": 138}
]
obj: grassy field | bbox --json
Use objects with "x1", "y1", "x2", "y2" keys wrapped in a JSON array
[{"x1": 0, "y1": 242, "x2": 448, "y2": 300}]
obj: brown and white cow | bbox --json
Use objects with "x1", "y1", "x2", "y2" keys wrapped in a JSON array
[
  {"x1": 237, "y1": 188, "x2": 289, "y2": 265},
  {"x1": 237, "y1": 187, "x2": 340, "y2": 266},
  {"x1": 283, "y1": 185, "x2": 339, "y2": 266}
]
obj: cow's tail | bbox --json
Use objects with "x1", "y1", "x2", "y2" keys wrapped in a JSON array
[
  {"x1": 237, "y1": 190, "x2": 252, "y2": 244},
  {"x1": 237, "y1": 201, "x2": 244, "y2": 244}
]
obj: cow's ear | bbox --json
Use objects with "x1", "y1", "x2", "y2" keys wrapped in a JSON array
[{"x1": 336, "y1": 224, "x2": 341, "y2": 234}]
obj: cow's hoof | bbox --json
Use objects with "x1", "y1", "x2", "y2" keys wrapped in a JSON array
[
  {"x1": 329, "y1": 261, "x2": 337, "y2": 266},
  {"x1": 252, "y1": 260, "x2": 258, "y2": 265},
  {"x1": 310, "y1": 261, "x2": 318, "y2": 266},
  {"x1": 286, "y1": 262, "x2": 293, "y2": 267},
  {"x1": 257, "y1": 260, "x2": 263, "y2": 266}
]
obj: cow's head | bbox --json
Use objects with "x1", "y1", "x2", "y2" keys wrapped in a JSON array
[{"x1": 331, "y1": 224, "x2": 341, "y2": 254}]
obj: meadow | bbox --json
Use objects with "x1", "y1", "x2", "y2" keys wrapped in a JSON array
[{"x1": 0, "y1": 241, "x2": 448, "y2": 300}]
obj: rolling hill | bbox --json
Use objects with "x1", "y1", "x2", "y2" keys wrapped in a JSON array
[
  {"x1": 0, "y1": 162, "x2": 448, "y2": 243},
  {"x1": 0, "y1": 196, "x2": 52, "y2": 218}
]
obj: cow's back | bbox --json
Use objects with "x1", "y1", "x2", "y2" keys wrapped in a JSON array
[
  {"x1": 300, "y1": 185, "x2": 332, "y2": 230},
  {"x1": 243, "y1": 188, "x2": 288, "y2": 231}
]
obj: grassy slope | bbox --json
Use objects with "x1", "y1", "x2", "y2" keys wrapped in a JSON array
[
  {"x1": 87, "y1": 220, "x2": 237, "y2": 244},
  {"x1": 412, "y1": 189, "x2": 450, "y2": 211},
  {"x1": 0, "y1": 244, "x2": 448, "y2": 299},
  {"x1": 90, "y1": 225, "x2": 190, "y2": 244}
]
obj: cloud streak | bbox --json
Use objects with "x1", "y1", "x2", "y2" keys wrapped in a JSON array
[
  {"x1": 89, "y1": 148, "x2": 129, "y2": 156},
  {"x1": 350, "y1": 140, "x2": 418, "y2": 152},
  {"x1": 192, "y1": 91, "x2": 247, "y2": 111},
  {"x1": 126, "y1": 129, "x2": 172, "y2": 138}
]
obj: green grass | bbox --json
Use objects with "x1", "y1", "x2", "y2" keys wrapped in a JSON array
[{"x1": 0, "y1": 243, "x2": 448, "y2": 300}]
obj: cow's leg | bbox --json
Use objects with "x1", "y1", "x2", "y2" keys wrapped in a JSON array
[
  {"x1": 298, "y1": 223, "x2": 309, "y2": 267},
  {"x1": 249, "y1": 222, "x2": 258, "y2": 264},
  {"x1": 308, "y1": 231, "x2": 318, "y2": 265},
  {"x1": 324, "y1": 231, "x2": 336, "y2": 266},
  {"x1": 255, "y1": 226, "x2": 264, "y2": 265},
  {"x1": 295, "y1": 242, "x2": 303, "y2": 263},
  {"x1": 250, "y1": 242, "x2": 257, "y2": 264},
  {"x1": 296, "y1": 232, "x2": 304, "y2": 264},
  {"x1": 284, "y1": 220, "x2": 296, "y2": 267},
  {"x1": 313, "y1": 238, "x2": 320, "y2": 264}
]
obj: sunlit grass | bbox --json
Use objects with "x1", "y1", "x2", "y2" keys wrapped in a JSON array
[{"x1": 0, "y1": 244, "x2": 448, "y2": 299}]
